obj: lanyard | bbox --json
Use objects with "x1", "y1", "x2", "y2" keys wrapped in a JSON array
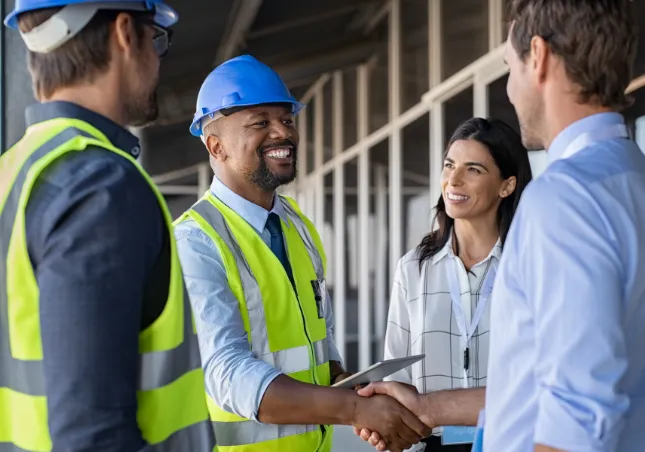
[
  {"x1": 447, "y1": 257, "x2": 497, "y2": 388},
  {"x1": 560, "y1": 124, "x2": 629, "y2": 160}
]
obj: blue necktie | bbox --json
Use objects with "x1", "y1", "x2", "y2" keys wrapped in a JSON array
[{"x1": 265, "y1": 213, "x2": 295, "y2": 288}]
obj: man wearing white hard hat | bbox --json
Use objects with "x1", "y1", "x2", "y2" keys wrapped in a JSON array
[
  {"x1": 0, "y1": 1, "x2": 215, "y2": 451},
  {"x1": 174, "y1": 55, "x2": 431, "y2": 452}
]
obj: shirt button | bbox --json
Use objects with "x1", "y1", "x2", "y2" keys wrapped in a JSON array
[{"x1": 131, "y1": 145, "x2": 141, "y2": 157}]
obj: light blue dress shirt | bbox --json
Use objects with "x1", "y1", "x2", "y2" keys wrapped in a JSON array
[
  {"x1": 174, "y1": 176, "x2": 343, "y2": 421},
  {"x1": 484, "y1": 113, "x2": 645, "y2": 451}
]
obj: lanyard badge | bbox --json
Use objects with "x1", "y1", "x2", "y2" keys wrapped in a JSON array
[{"x1": 446, "y1": 257, "x2": 497, "y2": 389}]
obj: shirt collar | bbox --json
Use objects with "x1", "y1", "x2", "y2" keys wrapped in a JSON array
[
  {"x1": 547, "y1": 112, "x2": 625, "y2": 163},
  {"x1": 25, "y1": 101, "x2": 141, "y2": 158},
  {"x1": 210, "y1": 176, "x2": 290, "y2": 233},
  {"x1": 431, "y1": 229, "x2": 502, "y2": 265}
]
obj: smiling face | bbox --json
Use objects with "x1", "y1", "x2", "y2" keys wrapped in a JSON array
[
  {"x1": 206, "y1": 104, "x2": 299, "y2": 192},
  {"x1": 441, "y1": 139, "x2": 515, "y2": 221}
]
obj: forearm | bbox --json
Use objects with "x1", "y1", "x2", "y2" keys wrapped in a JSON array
[
  {"x1": 535, "y1": 445, "x2": 563, "y2": 452},
  {"x1": 257, "y1": 375, "x2": 360, "y2": 425},
  {"x1": 421, "y1": 388, "x2": 485, "y2": 427}
]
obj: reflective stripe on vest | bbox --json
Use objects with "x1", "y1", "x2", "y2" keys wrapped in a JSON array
[
  {"x1": 0, "y1": 128, "x2": 84, "y2": 397},
  {"x1": 0, "y1": 421, "x2": 214, "y2": 452},
  {"x1": 191, "y1": 198, "x2": 330, "y2": 446},
  {"x1": 0, "y1": 125, "x2": 215, "y2": 451}
]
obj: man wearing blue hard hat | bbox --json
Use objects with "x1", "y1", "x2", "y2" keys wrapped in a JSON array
[
  {"x1": 174, "y1": 55, "x2": 431, "y2": 452},
  {"x1": 0, "y1": 1, "x2": 215, "y2": 451}
]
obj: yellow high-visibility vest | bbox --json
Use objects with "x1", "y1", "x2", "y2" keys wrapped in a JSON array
[
  {"x1": 0, "y1": 117, "x2": 216, "y2": 451},
  {"x1": 174, "y1": 192, "x2": 333, "y2": 452}
]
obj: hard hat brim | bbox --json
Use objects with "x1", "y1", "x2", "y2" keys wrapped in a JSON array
[
  {"x1": 189, "y1": 100, "x2": 305, "y2": 137},
  {"x1": 4, "y1": 1, "x2": 178, "y2": 29}
]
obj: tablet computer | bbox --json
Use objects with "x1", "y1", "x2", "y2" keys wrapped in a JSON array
[{"x1": 332, "y1": 354, "x2": 425, "y2": 389}]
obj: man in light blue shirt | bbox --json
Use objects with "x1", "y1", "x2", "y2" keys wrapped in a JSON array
[
  {"x1": 175, "y1": 175, "x2": 346, "y2": 418},
  {"x1": 484, "y1": 1, "x2": 645, "y2": 451}
]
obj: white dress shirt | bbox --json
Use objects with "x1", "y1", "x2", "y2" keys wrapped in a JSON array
[{"x1": 384, "y1": 231, "x2": 501, "y2": 446}]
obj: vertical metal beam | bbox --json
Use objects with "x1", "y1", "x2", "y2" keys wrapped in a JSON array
[
  {"x1": 388, "y1": 0, "x2": 403, "y2": 356},
  {"x1": 297, "y1": 106, "x2": 308, "y2": 191},
  {"x1": 430, "y1": 103, "x2": 444, "y2": 211},
  {"x1": 357, "y1": 63, "x2": 371, "y2": 370},
  {"x1": 314, "y1": 86, "x2": 325, "y2": 230},
  {"x1": 488, "y1": 0, "x2": 504, "y2": 50},
  {"x1": 375, "y1": 165, "x2": 388, "y2": 359},
  {"x1": 429, "y1": 0, "x2": 442, "y2": 88},
  {"x1": 198, "y1": 163, "x2": 211, "y2": 198},
  {"x1": 474, "y1": 73, "x2": 489, "y2": 119},
  {"x1": 332, "y1": 69, "x2": 346, "y2": 360},
  {"x1": 333, "y1": 163, "x2": 347, "y2": 361},
  {"x1": 332, "y1": 71, "x2": 344, "y2": 157}
]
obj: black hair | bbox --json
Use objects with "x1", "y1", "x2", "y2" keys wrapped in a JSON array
[{"x1": 417, "y1": 117, "x2": 533, "y2": 269}]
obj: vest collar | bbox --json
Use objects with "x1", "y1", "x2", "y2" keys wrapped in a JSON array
[{"x1": 25, "y1": 101, "x2": 141, "y2": 158}]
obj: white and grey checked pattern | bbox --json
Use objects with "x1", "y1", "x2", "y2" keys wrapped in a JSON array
[{"x1": 384, "y1": 233, "x2": 502, "y2": 395}]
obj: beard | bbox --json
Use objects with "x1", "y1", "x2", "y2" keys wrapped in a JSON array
[
  {"x1": 516, "y1": 95, "x2": 545, "y2": 151},
  {"x1": 124, "y1": 88, "x2": 159, "y2": 128},
  {"x1": 249, "y1": 139, "x2": 298, "y2": 192}
]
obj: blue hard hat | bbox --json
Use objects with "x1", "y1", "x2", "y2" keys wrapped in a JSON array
[
  {"x1": 190, "y1": 55, "x2": 304, "y2": 137},
  {"x1": 4, "y1": 0, "x2": 178, "y2": 29}
]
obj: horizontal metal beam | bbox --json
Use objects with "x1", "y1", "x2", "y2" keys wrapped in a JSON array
[
  {"x1": 214, "y1": 0, "x2": 264, "y2": 66},
  {"x1": 155, "y1": 39, "x2": 378, "y2": 126},
  {"x1": 247, "y1": 5, "x2": 358, "y2": 39}
]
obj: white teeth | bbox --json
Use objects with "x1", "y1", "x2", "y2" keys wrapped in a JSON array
[
  {"x1": 265, "y1": 148, "x2": 291, "y2": 158},
  {"x1": 447, "y1": 193, "x2": 469, "y2": 201}
]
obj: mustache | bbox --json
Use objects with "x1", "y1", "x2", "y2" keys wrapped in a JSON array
[{"x1": 258, "y1": 139, "x2": 297, "y2": 154}]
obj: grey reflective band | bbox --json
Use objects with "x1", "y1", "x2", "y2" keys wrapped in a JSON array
[
  {"x1": 313, "y1": 337, "x2": 329, "y2": 367},
  {"x1": 150, "y1": 419, "x2": 215, "y2": 451},
  {"x1": 0, "y1": 442, "x2": 31, "y2": 452},
  {"x1": 279, "y1": 198, "x2": 325, "y2": 280},
  {"x1": 20, "y1": 2, "x2": 148, "y2": 54},
  {"x1": 137, "y1": 284, "x2": 202, "y2": 391},
  {"x1": 192, "y1": 199, "x2": 272, "y2": 357},
  {"x1": 0, "y1": 127, "x2": 92, "y2": 396},
  {"x1": 213, "y1": 420, "x2": 318, "y2": 447}
]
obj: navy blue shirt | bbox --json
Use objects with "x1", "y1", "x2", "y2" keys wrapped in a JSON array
[{"x1": 24, "y1": 102, "x2": 169, "y2": 451}]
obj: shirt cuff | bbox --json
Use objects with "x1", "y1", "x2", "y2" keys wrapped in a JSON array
[
  {"x1": 327, "y1": 334, "x2": 344, "y2": 367},
  {"x1": 534, "y1": 387, "x2": 623, "y2": 452},
  {"x1": 249, "y1": 368, "x2": 282, "y2": 422}
]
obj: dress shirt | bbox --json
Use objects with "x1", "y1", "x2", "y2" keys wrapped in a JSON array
[
  {"x1": 20, "y1": 101, "x2": 169, "y2": 451},
  {"x1": 385, "y1": 233, "x2": 501, "y2": 451},
  {"x1": 174, "y1": 176, "x2": 343, "y2": 421},
  {"x1": 484, "y1": 112, "x2": 645, "y2": 451}
]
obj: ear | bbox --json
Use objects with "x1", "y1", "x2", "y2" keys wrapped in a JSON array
[
  {"x1": 499, "y1": 176, "x2": 517, "y2": 199},
  {"x1": 112, "y1": 12, "x2": 139, "y2": 60},
  {"x1": 529, "y1": 35, "x2": 549, "y2": 84},
  {"x1": 206, "y1": 134, "x2": 227, "y2": 162}
]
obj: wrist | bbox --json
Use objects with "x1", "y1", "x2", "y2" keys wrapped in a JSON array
[
  {"x1": 348, "y1": 392, "x2": 365, "y2": 426},
  {"x1": 419, "y1": 392, "x2": 440, "y2": 428}
]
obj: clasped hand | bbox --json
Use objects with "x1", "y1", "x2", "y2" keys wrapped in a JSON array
[{"x1": 351, "y1": 381, "x2": 432, "y2": 452}]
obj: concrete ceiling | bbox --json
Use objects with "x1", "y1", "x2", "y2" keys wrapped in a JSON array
[{"x1": 154, "y1": 0, "x2": 389, "y2": 127}]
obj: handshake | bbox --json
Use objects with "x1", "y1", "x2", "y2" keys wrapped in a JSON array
[{"x1": 349, "y1": 381, "x2": 434, "y2": 452}]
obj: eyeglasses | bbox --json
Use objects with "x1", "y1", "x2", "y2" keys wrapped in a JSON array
[
  {"x1": 137, "y1": 17, "x2": 173, "y2": 58},
  {"x1": 150, "y1": 24, "x2": 173, "y2": 58}
]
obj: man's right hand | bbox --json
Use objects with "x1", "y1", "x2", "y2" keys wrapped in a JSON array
[
  {"x1": 352, "y1": 394, "x2": 431, "y2": 452},
  {"x1": 353, "y1": 382, "x2": 433, "y2": 451}
]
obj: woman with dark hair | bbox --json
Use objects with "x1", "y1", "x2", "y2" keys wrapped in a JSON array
[{"x1": 377, "y1": 117, "x2": 532, "y2": 451}]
